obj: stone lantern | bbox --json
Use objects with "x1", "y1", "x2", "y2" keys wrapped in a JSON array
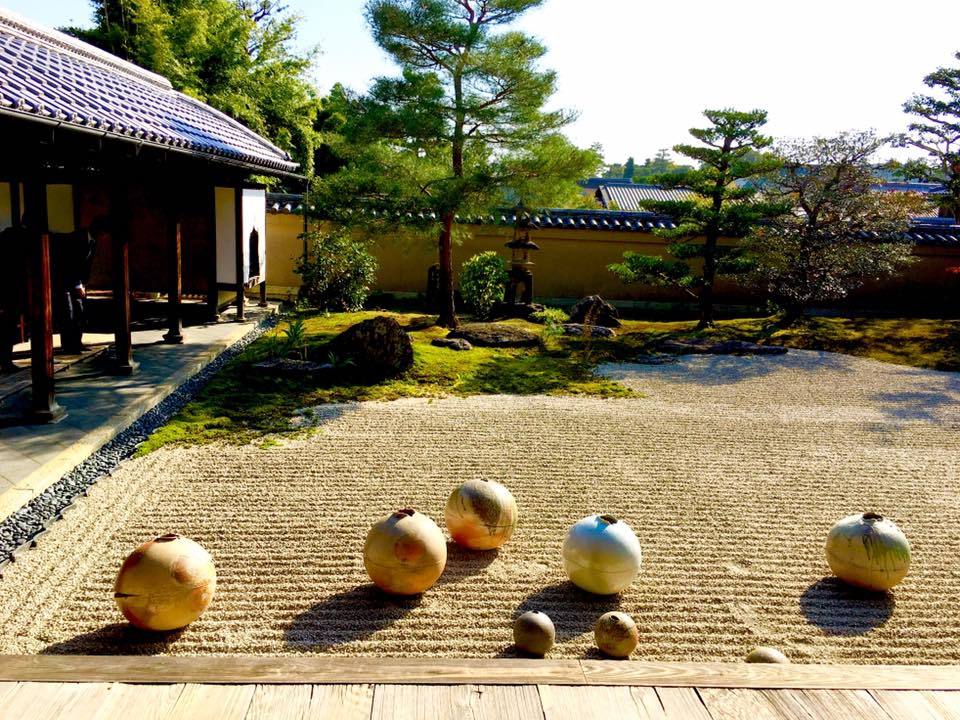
[{"x1": 504, "y1": 208, "x2": 539, "y2": 305}]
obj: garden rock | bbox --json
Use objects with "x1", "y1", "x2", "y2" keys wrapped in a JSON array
[
  {"x1": 432, "y1": 337, "x2": 473, "y2": 351},
  {"x1": 447, "y1": 323, "x2": 539, "y2": 348},
  {"x1": 568, "y1": 295, "x2": 621, "y2": 328},
  {"x1": 658, "y1": 338, "x2": 788, "y2": 356},
  {"x1": 328, "y1": 316, "x2": 414, "y2": 376},
  {"x1": 490, "y1": 302, "x2": 545, "y2": 320},
  {"x1": 562, "y1": 323, "x2": 616, "y2": 338}
]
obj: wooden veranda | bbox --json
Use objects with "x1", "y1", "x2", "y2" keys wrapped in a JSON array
[{"x1": 0, "y1": 657, "x2": 958, "y2": 719}]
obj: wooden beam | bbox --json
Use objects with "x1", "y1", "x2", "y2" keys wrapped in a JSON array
[
  {"x1": 0, "y1": 657, "x2": 585, "y2": 686},
  {"x1": 206, "y1": 185, "x2": 219, "y2": 322},
  {"x1": 234, "y1": 186, "x2": 244, "y2": 321},
  {"x1": 22, "y1": 178, "x2": 65, "y2": 423},
  {"x1": 109, "y1": 183, "x2": 137, "y2": 375},
  {"x1": 162, "y1": 200, "x2": 184, "y2": 345},
  {"x1": 0, "y1": 658, "x2": 959, "y2": 690}
]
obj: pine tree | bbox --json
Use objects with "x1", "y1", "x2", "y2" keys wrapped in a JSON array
[
  {"x1": 608, "y1": 109, "x2": 785, "y2": 328},
  {"x1": 320, "y1": 0, "x2": 597, "y2": 328},
  {"x1": 622, "y1": 156, "x2": 635, "y2": 180},
  {"x1": 901, "y1": 51, "x2": 960, "y2": 219}
]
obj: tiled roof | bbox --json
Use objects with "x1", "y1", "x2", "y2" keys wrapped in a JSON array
[
  {"x1": 873, "y1": 182, "x2": 946, "y2": 194},
  {"x1": 596, "y1": 183, "x2": 695, "y2": 210},
  {"x1": 0, "y1": 9, "x2": 298, "y2": 175},
  {"x1": 267, "y1": 193, "x2": 960, "y2": 247}
]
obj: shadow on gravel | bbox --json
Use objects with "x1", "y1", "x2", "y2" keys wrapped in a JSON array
[
  {"x1": 799, "y1": 577, "x2": 895, "y2": 636},
  {"x1": 284, "y1": 584, "x2": 420, "y2": 650},
  {"x1": 41, "y1": 623, "x2": 185, "y2": 655}
]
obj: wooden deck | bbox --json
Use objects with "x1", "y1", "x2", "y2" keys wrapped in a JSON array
[{"x1": 0, "y1": 657, "x2": 959, "y2": 719}]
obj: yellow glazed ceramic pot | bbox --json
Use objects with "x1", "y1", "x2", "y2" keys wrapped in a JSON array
[
  {"x1": 114, "y1": 534, "x2": 216, "y2": 632},
  {"x1": 445, "y1": 479, "x2": 518, "y2": 550},
  {"x1": 364, "y1": 509, "x2": 447, "y2": 595}
]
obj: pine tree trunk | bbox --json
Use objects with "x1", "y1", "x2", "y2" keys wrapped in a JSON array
[
  {"x1": 437, "y1": 212, "x2": 459, "y2": 329},
  {"x1": 698, "y1": 232, "x2": 718, "y2": 329}
]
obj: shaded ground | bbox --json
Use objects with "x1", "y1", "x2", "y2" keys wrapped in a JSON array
[
  {"x1": 0, "y1": 350, "x2": 958, "y2": 663},
  {"x1": 137, "y1": 310, "x2": 960, "y2": 453}
]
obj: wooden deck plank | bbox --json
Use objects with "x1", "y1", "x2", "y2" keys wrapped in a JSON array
[
  {"x1": 757, "y1": 690, "x2": 818, "y2": 720},
  {"x1": 921, "y1": 691, "x2": 960, "y2": 720},
  {"x1": 246, "y1": 684, "x2": 312, "y2": 720},
  {"x1": 579, "y1": 660, "x2": 960, "y2": 689},
  {"x1": 784, "y1": 689, "x2": 891, "y2": 720},
  {"x1": 539, "y1": 685, "x2": 656, "y2": 719},
  {"x1": 869, "y1": 689, "x2": 951, "y2": 720},
  {"x1": 698, "y1": 687, "x2": 793, "y2": 720},
  {"x1": 371, "y1": 684, "x2": 542, "y2": 720},
  {"x1": 0, "y1": 656, "x2": 584, "y2": 685},
  {"x1": 307, "y1": 685, "x2": 375, "y2": 720},
  {"x1": 165, "y1": 684, "x2": 256, "y2": 720},
  {"x1": 92, "y1": 683, "x2": 186, "y2": 720},
  {"x1": 0, "y1": 682, "x2": 92, "y2": 720},
  {"x1": 655, "y1": 688, "x2": 713, "y2": 719}
]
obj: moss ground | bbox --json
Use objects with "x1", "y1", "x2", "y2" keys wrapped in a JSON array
[{"x1": 137, "y1": 310, "x2": 960, "y2": 454}]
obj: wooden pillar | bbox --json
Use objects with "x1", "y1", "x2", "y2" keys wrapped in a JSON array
[
  {"x1": 163, "y1": 200, "x2": 184, "y2": 344},
  {"x1": 110, "y1": 183, "x2": 137, "y2": 375},
  {"x1": 258, "y1": 280, "x2": 268, "y2": 308},
  {"x1": 206, "y1": 185, "x2": 219, "y2": 321},
  {"x1": 23, "y1": 178, "x2": 65, "y2": 423},
  {"x1": 234, "y1": 186, "x2": 245, "y2": 321}
]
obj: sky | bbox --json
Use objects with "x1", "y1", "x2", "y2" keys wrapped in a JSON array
[{"x1": 6, "y1": 0, "x2": 960, "y2": 166}]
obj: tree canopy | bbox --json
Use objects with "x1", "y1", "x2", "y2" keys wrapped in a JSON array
[
  {"x1": 608, "y1": 109, "x2": 786, "y2": 327},
  {"x1": 315, "y1": 0, "x2": 600, "y2": 327},
  {"x1": 899, "y1": 50, "x2": 960, "y2": 218},
  {"x1": 66, "y1": 0, "x2": 321, "y2": 177},
  {"x1": 745, "y1": 131, "x2": 923, "y2": 320}
]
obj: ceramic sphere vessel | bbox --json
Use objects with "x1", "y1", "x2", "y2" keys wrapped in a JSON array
[
  {"x1": 513, "y1": 610, "x2": 555, "y2": 657},
  {"x1": 745, "y1": 646, "x2": 790, "y2": 664},
  {"x1": 364, "y1": 509, "x2": 447, "y2": 595},
  {"x1": 594, "y1": 611, "x2": 639, "y2": 658},
  {"x1": 825, "y1": 512, "x2": 910, "y2": 592},
  {"x1": 445, "y1": 479, "x2": 518, "y2": 550},
  {"x1": 114, "y1": 534, "x2": 216, "y2": 632},
  {"x1": 562, "y1": 514, "x2": 642, "y2": 594}
]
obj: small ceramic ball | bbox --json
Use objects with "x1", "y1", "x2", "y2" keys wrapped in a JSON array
[
  {"x1": 114, "y1": 534, "x2": 216, "y2": 632},
  {"x1": 513, "y1": 610, "x2": 555, "y2": 657},
  {"x1": 363, "y1": 509, "x2": 447, "y2": 595},
  {"x1": 745, "y1": 647, "x2": 790, "y2": 664},
  {"x1": 445, "y1": 479, "x2": 518, "y2": 550},
  {"x1": 594, "y1": 611, "x2": 639, "y2": 658},
  {"x1": 825, "y1": 512, "x2": 910, "y2": 592}
]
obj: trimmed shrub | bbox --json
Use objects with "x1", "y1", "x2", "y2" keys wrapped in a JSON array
[
  {"x1": 296, "y1": 229, "x2": 378, "y2": 312},
  {"x1": 459, "y1": 251, "x2": 508, "y2": 319},
  {"x1": 529, "y1": 308, "x2": 569, "y2": 325}
]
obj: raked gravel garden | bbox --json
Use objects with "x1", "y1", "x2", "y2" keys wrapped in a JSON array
[{"x1": 0, "y1": 310, "x2": 957, "y2": 663}]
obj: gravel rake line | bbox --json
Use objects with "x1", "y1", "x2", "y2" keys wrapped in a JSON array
[{"x1": 0, "y1": 315, "x2": 278, "y2": 567}]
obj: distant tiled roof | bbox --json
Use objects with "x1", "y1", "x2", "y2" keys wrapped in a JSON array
[
  {"x1": 266, "y1": 194, "x2": 960, "y2": 246},
  {"x1": 577, "y1": 177, "x2": 635, "y2": 190},
  {"x1": 596, "y1": 183, "x2": 695, "y2": 210},
  {"x1": 0, "y1": 9, "x2": 298, "y2": 175},
  {"x1": 873, "y1": 182, "x2": 946, "y2": 194}
]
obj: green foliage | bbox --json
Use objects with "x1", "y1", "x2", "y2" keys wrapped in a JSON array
[
  {"x1": 66, "y1": 0, "x2": 320, "y2": 176},
  {"x1": 281, "y1": 318, "x2": 307, "y2": 360},
  {"x1": 608, "y1": 109, "x2": 787, "y2": 327},
  {"x1": 529, "y1": 307, "x2": 569, "y2": 325},
  {"x1": 295, "y1": 229, "x2": 378, "y2": 312},
  {"x1": 459, "y1": 251, "x2": 508, "y2": 319},
  {"x1": 744, "y1": 131, "x2": 922, "y2": 319},
  {"x1": 314, "y1": 0, "x2": 600, "y2": 326},
  {"x1": 632, "y1": 149, "x2": 694, "y2": 181},
  {"x1": 623, "y1": 157, "x2": 635, "y2": 179},
  {"x1": 900, "y1": 51, "x2": 960, "y2": 218}
]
